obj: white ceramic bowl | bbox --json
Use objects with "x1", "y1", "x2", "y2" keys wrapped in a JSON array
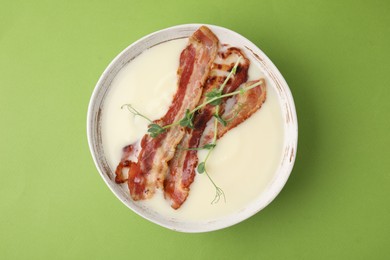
[{"x1": 87, "y1": 24, "x2": 298, "y2": 232}]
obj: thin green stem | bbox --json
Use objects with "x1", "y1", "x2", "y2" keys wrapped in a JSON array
[
  {"x1": 197, "y1": 104, "x2": 226, "y2": 204},
  {"x1": 178, "y1": 143, "x2": 216, "y2": 151},
  {"x1": 162, "y1": 121, "x2": 181, "y2": 129},
  {"x1": 204, "y1": 169, "x2": 226, "y2": 204},
  {"x1": 224, "y1": 103, "x2": 243, "y2": 123},
  {"x1": 213, "y1": 106, "x2": 220, "y2": 142},
  {"x1": 218, "y1": 57, "x2": 241, "y2": 92},
  {"x1": 121, "y1": 104, "x2": 153, "y2": 123},
  {"x1": 191, "y1": 80, "x2": 262, "y2": 114},
  {"x1": 202, "y1": 105, "x2": 219, "y2": 165}
]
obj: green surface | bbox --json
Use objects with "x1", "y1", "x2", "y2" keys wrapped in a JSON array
[{"x1": 1, "y1": 0, "x2": 389, "y2": 259}]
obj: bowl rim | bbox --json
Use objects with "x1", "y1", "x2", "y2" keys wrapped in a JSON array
[{"x1": 87, "y1": 23, "x2": 298, "y2": 233}]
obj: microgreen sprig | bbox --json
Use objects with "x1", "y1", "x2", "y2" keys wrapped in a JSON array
[{"x1": 196, "y1": 105, "x2": 226, "y2": 204}]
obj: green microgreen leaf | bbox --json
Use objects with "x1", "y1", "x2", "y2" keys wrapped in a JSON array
[
  {"x1": 213, "y1": 113, "x2": 227, "y2": 127},
  {"x1": 203, "y1": 143, "x2": 216, "y2": 150},
  {"x1": 197, "y1": 162, "x2": 205, "y2": 174},
  {"x1": 179, "y1": 109, "x2": 195, "y2": 128},
  {"x1": 147, "y1": 123, "x2": 165, "y2": 138},
  {"x1": 205, "y1": 88, "x2": 222, "y2": 106}
]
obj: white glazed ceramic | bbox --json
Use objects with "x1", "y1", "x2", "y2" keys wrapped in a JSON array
[{"x1": 87, "y1": 24, "x2": 298, "y2": 232}]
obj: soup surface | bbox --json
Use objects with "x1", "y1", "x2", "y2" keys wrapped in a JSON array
[{"x1": 101, "y1": 38, "x2": 284, "y2": 221}]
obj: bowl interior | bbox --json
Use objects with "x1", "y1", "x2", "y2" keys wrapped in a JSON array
[{"x1": 87, "y1": 24, "x2": 297, "y2": 232}]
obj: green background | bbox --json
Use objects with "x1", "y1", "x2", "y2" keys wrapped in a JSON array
[{"x1": 1, "y1": 0, "x2": 389, "y2": 259}]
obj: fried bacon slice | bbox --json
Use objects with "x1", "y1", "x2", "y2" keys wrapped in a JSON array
[
  {"x1": 164, "y1": 46, "x2": 250, "y2": 209},
  {"x1": 115, "y1": 26, "x2": 219, "y2": 200}
]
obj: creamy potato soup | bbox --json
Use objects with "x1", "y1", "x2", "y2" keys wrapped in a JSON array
[{"x1": 101, "y1": 38, "x2": 284, "y2": 221}]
